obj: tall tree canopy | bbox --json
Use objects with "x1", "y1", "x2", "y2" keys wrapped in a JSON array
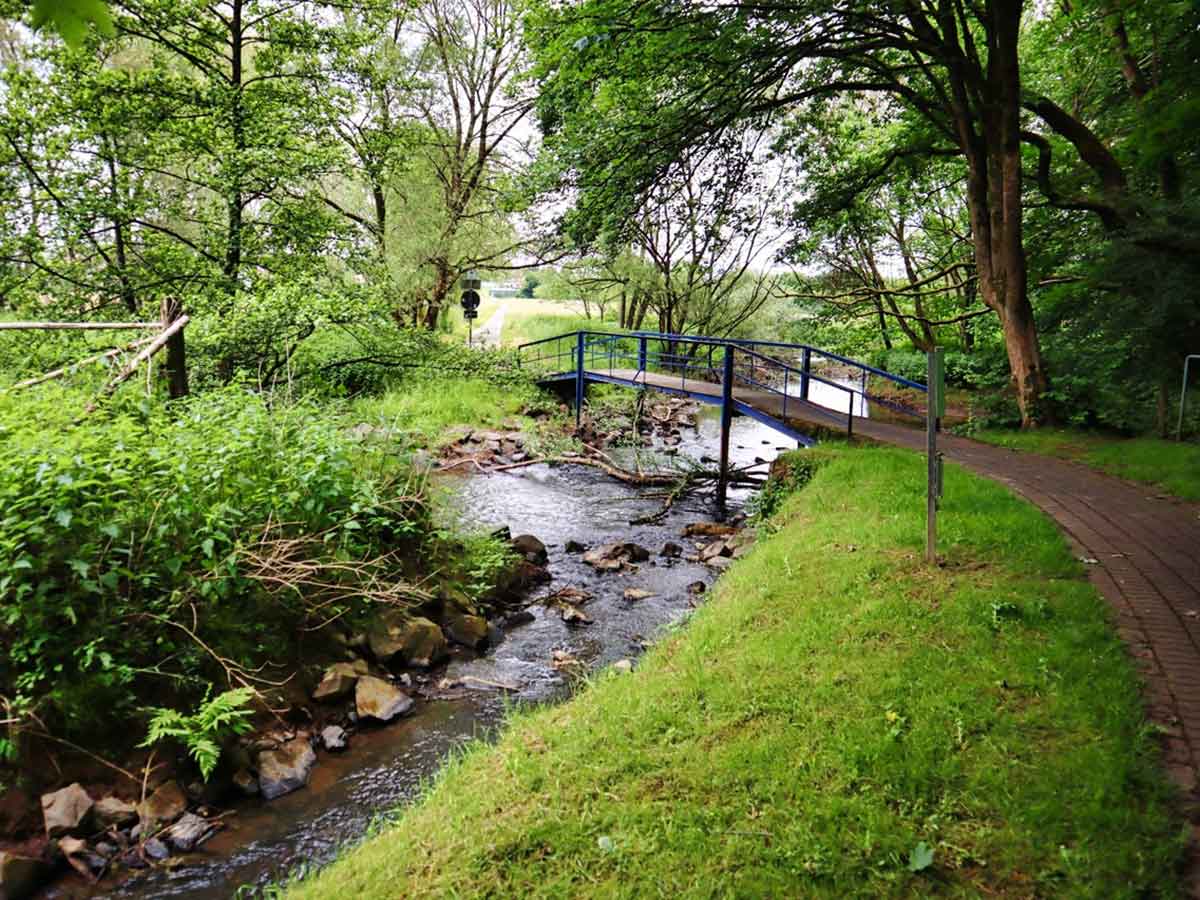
[{"x1": 527, "y1": 0, "x2": 1199, "y2": 426}]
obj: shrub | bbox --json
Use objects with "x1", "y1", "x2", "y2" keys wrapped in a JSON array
[{"x1": 0, "y1": 386, "x2": 428, "y2": 740}]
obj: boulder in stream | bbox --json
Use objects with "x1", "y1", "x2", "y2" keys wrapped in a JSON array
[
  {"x1": 511, "y1": 534, "x2": 548, "y2": 565},
  {"x1": 137, "y1": 781, "x2": 187, "y2": 833},
  {"x1": 321, "y1": 725, "x2": 348, "y2": 752},
  {"x1": 257, "y1": 737, "x2": 317, "y2": 801},
  {"x1": 582, "y1": 542, "x2": 650, "y2": 572},
  {"x1": 368, "y1": 613, "x2": 448, "y2": 668},
  {"x1": 683, "y1": 522, "x2": 739, "y2": 538},
  {"x1": 143, "y1": 837, "x2": 170, "y2": 861},
  {"x1": 559, "y1": 604, "x2": 592, "y2": 626},
  {"x1": 41, "y1": 783, "x2": 93, "y2": 839},
  {"x1": 39, "y1": 787, "x2": 92, "y2": 844},
  {"x1": 355, "y1": 676, "x2": 414, "y2": 723},
  {"x1": 92, "y1": 796, "x2": 137, "y2": 830},
  {"x1": 166, "y1": 812, "x2": 215, "y2": 852},
  {"x1": 444, "y1": 611, "x2": 489, "y2": 650},
  {"x1": 659, "y1": 541, "x2": 683, "y2": 558},
  {"x1": 312, "y1": 661, "x2": 368, "y2": 702},
  {"x1": 623, "y1": 588, "x2": 655, "y2": 601},
  {"x1": 699, "y1": 539, "x2": 733, "y2": 562}
]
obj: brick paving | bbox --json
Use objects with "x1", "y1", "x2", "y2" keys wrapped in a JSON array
[{"x1": 853, "y1": 417, "x2": 1200, "y2": 890}]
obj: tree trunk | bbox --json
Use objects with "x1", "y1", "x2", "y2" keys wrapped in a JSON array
[
  {"x1": 223, "y1": 0, "x2": 245, "y2": 295},
  {"x1": 955, "y1": 0, "x2": 1048, "y2": 427},
  {"x1": 423, "y1": 262, "x2": 454, "y2": 329}
]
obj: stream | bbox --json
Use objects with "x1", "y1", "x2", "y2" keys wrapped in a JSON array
[{"x1": 83, "y1": 409, "x2": 819, "y2": 899}]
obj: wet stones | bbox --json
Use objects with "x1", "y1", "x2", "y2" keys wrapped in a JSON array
[
  {"x1": 311, "y1": 660, "x2": 369, "y2": 703},
  {"x1": 165, "y1": 813, "x2": 215, "y2": 853},
  {"x1": 623, "y1": 588, "x2": 655, "y2": 602},
  {"x1": 441, "y1": 428, "x2": 530, "y2": 468},
  {"x1": 699, "y1": 540, "x2": 732, "y2": 563},
  {"x1": 143, "y1": 837, "x2": 170, "y2": 862},
  {"x1": 368, "y1": 613, "x2": 448, "y2": 669},
  {"x1": 257, "y1": 737, "x2": 317, "y2": 801},
  {"x1": 659, "y1": 541, "x2": 683, "y2": 558},
  {"x1": 321, "y1": 725, "x2": 348, "y2": 752},
  {"x1": 511, "y1": 534, "x2": 548, "y2": 565},
  {"x1": 582, "y1": 542, "x2": 651, "y2": 572},
  {"x1": 136, "y1": 781, "x2": 187, "y2": 833},
  {"x1": 564, "y1": 539, "x2": 587, "y2": 553},
  {"x1": 92, "y1": 796, "x2": 137, "y2": 831},
  {"x1": 355, "y1": 676, "x2": 414, "y2": 723},
  {"x1": 687, "y1": 581, "x2": 707, "y2": 596},
  {"x1": 559, "y1": 604, "x2": 592, "y2": 626},
  {"x1": 40, "y1": 783, "x2": 93, "y2": 839},
  {"x1": 444, "y1": 611, "x2": 489, "y2": 649},
  {"x1": 683, "y1": 522, "x2": 739, "y2": 538}
]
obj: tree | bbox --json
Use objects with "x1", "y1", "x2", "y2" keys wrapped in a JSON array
[
  {"x1": 405, "y1": 0, "x2": 538, "y2": 327},
  {"x1": 0, "y1": 0, "x2": 357, "y2": 329},
  {"x1": 529, "y1": 0, "x2": 1054, "y2": 423},
  {"x1": 781, "y1": 114, "x2": 980, "y2": 354}
]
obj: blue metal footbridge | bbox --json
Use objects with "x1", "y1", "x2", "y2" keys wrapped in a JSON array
[{"x1": 517, "y1": 331, "x2": 928, "y2": 502}]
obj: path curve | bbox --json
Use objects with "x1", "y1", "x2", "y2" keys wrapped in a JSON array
[{"x1": 857, "y1": 418, "x2": 1200, "y2": 890}]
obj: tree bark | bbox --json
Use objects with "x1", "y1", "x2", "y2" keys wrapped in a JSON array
[
  {"x1": 223, "y1": 0, "x2": 245, "y2": 295},
  {"x1": 951, "y1": 0, "x2": 1048, "y2": 426}
]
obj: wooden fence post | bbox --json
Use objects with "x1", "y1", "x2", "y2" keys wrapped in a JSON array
[{"x1": 161, "y1": 298, "x2": 189, "y2": 399}]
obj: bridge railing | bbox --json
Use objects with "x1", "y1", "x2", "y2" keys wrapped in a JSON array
[
  {"x1": 628, "y1": 331, "x2": 928, "y2": 420},
  {"x1": 516, "y1": 329, "x2": 928, "y2": 427},
  {"x1": 732, "y1": 345, "x2": 859, "y2": 436}
]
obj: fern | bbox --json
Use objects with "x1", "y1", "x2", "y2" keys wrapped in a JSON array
[{"x1": 142, "y1": 687, "x2": 256, "y2": 781}]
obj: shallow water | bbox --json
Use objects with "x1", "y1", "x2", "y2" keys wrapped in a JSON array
[{"x1": 87, "y1": 413, "x2": 797, "y2": 900}]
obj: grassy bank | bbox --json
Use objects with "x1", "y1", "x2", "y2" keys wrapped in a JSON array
[
  {"x1": 287, "y1": 445, "x2": 1181, "y2": 898},
  {"x1": 973, "y1": 428, "x2": 1200, "y2": 501},
  {"x1": 345, "y1": 376, "x2": 538, "y2": 448}
]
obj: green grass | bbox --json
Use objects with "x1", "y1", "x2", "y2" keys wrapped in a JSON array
[
  {"x1": 502, "y1": 299, "x2": 616, "y2": 347},
  {"x1": 974, "y1": 428, "x2": 1200, "y2": 501},
  {"x1": 345, "y1": 377, "x2": 536, "y2": 448},
  {"x1": 286, "y1": 444, "x2": 1181, "y2": 898}
]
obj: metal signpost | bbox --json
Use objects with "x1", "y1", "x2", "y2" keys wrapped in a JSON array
[
  {"x1": 460, "y1": 270, "x2": 481, "y2": 346},
  {"x1": 1179, "y1": 355, "x2": 1199, "y2": 441},
  {"x1": 926, "y1": 348, "x2": 945, "y2": 564}
]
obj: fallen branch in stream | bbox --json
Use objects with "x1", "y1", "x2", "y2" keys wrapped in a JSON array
[{"x1": 439, "y1": 443, "x2": 769, "y2": 525}]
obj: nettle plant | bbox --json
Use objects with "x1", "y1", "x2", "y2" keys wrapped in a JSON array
[{"x1": 0, "y1": 386, "x2": 428, "y2": 739}]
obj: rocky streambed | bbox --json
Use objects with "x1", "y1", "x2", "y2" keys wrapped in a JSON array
[{"x1": 8, "y1": 407, "x2": 796, "y2": 900}]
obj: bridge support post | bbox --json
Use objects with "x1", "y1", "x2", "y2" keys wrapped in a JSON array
[
  {"x1": 638, "y1": 335, "x2": 647, "y2": 374},
  {"x1": 575, "y1": 331, "x2": 585, "y2": 432},
  {"x1": 717, "y1": 346, "x2": 734, "y2": 510},
  {"x1": 800, "y1": 347, "x2": 811, "y2": 401}
]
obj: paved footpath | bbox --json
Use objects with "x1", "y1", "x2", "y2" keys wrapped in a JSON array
[{"x1": 855, "y1": 418, "x2": 1200, "y2": 889}]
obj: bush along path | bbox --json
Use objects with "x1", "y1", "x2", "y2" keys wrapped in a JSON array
[
  {"x1": 283, "y1": 445, "x2": 1181, "y2": 898},
  {"x1": 846, "y1": 416, "x2": 1200, "y2": 892},
  {"x1": 0, "y1": 384, "x2": 553, "y2": 899}
]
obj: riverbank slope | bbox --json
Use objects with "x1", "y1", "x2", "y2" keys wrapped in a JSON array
[{"x1": 288, "y1": 444, "x2": 1183, "y2": 897}]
